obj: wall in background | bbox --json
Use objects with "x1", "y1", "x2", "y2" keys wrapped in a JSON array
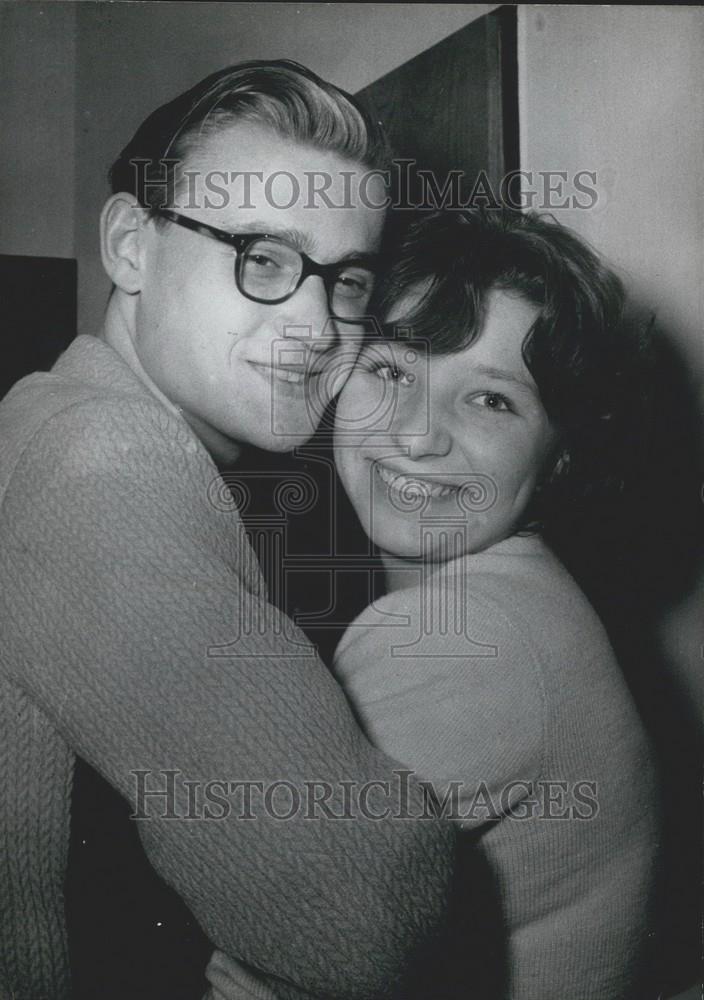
[
  {"x1": 4, "y1": 4, "x2": 700, "y2": 372},
  {"x1": 519, "y1": 5, "x2": 704, "y2": 713},
  {"x1": 519, "y1": 5, "x2": 703, "y2": 378},
  {"x1": 0, "y1": 1, "x2": 76, "y2": 258},
  {"x1": 520, "y1": 10, "x2": 702, "y2": 991},
  {"x1": 73, "y1": 2, "x2": 497, "y2": 335}
]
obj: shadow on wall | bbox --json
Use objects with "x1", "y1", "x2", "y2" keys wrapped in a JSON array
[
  {"x1": 549, "y1": 307, "x2": 703, "y2": 997},
  {"x1": 0, "y1": 255, "x2": 77, "y2": 399}
]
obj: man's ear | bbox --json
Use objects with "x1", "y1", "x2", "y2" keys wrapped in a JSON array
[{"x1": 100, "y1": 194, "x2": 148, "y2": 294}]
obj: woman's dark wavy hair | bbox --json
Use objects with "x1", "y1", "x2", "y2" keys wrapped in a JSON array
[
  {"x1": 373, "y1": 208, "x2": 646, "y2": 536},
  {"x1": 109, "y1": 59, "x2": 390, "y2": 209}
]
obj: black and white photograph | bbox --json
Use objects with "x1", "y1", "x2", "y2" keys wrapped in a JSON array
[{"x1": 0, "y1": 4, "x2": 701, "y2": 999}]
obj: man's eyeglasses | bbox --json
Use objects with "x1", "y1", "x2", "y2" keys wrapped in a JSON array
[{"x1": 149, "y1": 208, "x2": 377, "y2": 322}]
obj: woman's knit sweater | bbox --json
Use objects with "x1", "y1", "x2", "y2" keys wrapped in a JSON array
[{"x1": 334, "y1": 535, "x2": 661, "y2": 999}]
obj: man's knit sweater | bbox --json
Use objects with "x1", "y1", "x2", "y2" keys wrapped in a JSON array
[
  {"x1": 333, "y1": 535, "x2": 661, "y2": 999},
  {"x1": 0, "y1": 335, "x2": 453, "y2": 1000}
]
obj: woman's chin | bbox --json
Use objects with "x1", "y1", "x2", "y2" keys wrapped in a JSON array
[
  {"x1": 370, "y1": 525, "x2": 438, "y2": 563},
  {"x1": 376, "y1": 541, "x2": 425, "y2": 562},
  {"x1": 371, "y1": 523, "x2": 495, "y2": 565},
  {"x1": 361, "y1": 503, "x2": 508, "y2": 563}
]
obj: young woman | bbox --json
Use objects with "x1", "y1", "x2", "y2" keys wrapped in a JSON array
[
  {"x1": 331, "y1": 208, "x2": 659, "y2": 999},
  {"x1": 207, "y1": 209, "x2": 659, "y2": 999}
]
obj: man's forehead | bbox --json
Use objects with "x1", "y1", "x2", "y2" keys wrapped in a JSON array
[
  {"x1": 181, "y1": 119, "x2": 381, "y2": 180},
  {"x1": 179, "y1": 123, "x2": 375, "y2": 187},
  {"x1": 173, "y1": 122, "x2": 386, "y2": 254},
  {"x1": 226, "y1": 214, "x2": 382, "y2": 260}
]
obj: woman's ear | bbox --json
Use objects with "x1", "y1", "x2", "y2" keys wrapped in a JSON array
[{"x1": 100, "y1": 194, "x2": 147, "y2": 294}]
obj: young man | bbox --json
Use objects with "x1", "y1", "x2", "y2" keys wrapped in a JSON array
[{"x1": 0, "y1": 61, "x2": 454, "y2": 1000}]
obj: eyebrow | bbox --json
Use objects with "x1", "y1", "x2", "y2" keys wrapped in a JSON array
[
  {"x1": 224, "y1": 220, "x2": 373, "y2": 262},
  {"x1": 471, "y1": 364, "x2": 539, "y2": 399}
]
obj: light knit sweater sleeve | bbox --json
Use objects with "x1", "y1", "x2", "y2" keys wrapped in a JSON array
[
  {"x1": 333, "y1": 568, "x2": 547, "y2": 827},
  {"x1": 0, "y1": 397, "x2": 454, "y2": 1000},
  {"x1": 204, "y1": 949, "x2": 282, "y2": 999}
]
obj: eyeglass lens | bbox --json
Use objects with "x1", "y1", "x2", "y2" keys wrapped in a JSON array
[{"x1": 238, "y1": 238, "x2": 375, "y2": 319}]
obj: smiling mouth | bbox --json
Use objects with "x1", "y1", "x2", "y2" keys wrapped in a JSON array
[
  {"x1": 374, "y1": 462, "x2": 459, "y2": 500},
  {"x1": 249, "y1": 362, "x2": 325, "y2": 386}
]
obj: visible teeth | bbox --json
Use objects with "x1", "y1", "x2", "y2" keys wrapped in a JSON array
[
  {"x1": 375, "y1": 463, "x2": 457, "y2": 499},
  {"x1": 274, "y1": 369, "x2": 304, "y2": 384}
]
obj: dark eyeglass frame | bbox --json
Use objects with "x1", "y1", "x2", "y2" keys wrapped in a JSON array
[{"x1": 148, "y1": 207, "x2": 378, "y2": 321}]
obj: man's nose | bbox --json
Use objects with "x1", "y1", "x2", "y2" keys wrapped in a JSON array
[{"x1": 280, "y1": 275, "x2": 336, "y2": 353}]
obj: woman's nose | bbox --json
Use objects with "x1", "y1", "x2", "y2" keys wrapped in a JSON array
[
  {"x1": 392, "y1": 391, "x2": 453, "y2": 459},
  {"x1": 405, "y1": 422, "x2": 452, "y2": 460}
]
